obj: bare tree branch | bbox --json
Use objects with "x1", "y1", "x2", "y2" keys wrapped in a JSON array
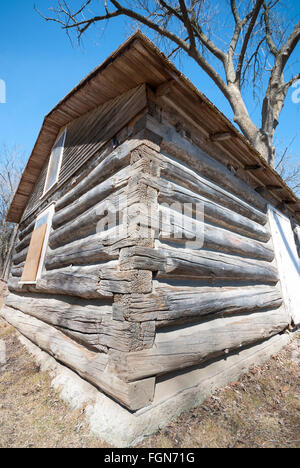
[
  {"x1": 37, "y1": 0, "x2": 300, "y2": 168},
  {"x1": 0, "y1": 146, "x2": 25, "y2": 276},
  {"x1": 236, "y1": 0, "x2": 265, "y2": 85},
  {"x1": 263, "y1": 0, "x2": 280, "y2": 57},
  {"x1": 179, "y1": 0, "x2": 196, "y2": 51}
]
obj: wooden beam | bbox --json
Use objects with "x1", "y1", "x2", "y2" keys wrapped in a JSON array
[
  {"x1": 1, "y1": 306, "x2": 155, "y2": 410},
  {"x1": 120, "y1": 246, "x2": 279, "y2": 283},
  {"x1": 283, "y1": 200, "x2": 297, "y2": 205},
  {"x1": 110, "y1": 307, "x2": 289, "y2": 382},
  {"x1": 117, "y1": 284, "x2": 283, "y2": 325},
  {"x1": 244, "y1": 164, "x2": 263, "y2": 171},
  {"x1": 155, "y1": 80, "x2": 176, "y2": 97},
  {"x1": 209, "y1": 131, "x2": 233, "y2": 142},
  {"x1": 266, "y1": 185, "x2": 283, "y2": 191},
  {"x1": 146, "y1": 118, "x2": 267, "y2": 212},
  {"x1": 255, "y1": 186, "x2": 267, "y2": 194}
]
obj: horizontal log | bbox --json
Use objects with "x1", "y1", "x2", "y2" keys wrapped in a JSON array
[
  {"x1": 15, "y1": 231, "x2": 32, "y2": 253},
  {"x1": 55, "y1": 328, "x2": 107, "y2": 353},
  {"x1": 99, "y1": 264, "x2": 153, "y2": 295},
  {"x1": 37, "y1": 265, "x2": 106, "y2": 299},
  {"x1": 146, "y1": 116, "x2": 267, "y2": 213},
  {"x1": 210, "y1": 131, "x2": 233, "y2": 142},
  {"x1": 137, "y1": 205, "x2": 274, "y2": 261},
  {"x1": 5, "y1": 292, "x2": 152, "y2": 352},
  {"x1": 55, "y1": 139, "x2": 144, "y2": 212},
  {"x1": 110, "y1": 307, "x2": 289, "y2": 381},
  {"x1": 18, "y1": 219, "x2": 35, "y2": 242},
  {"x1": 8, "y1": 260, "x2": 152, "y2": 300},
  {"x1": 10, "y1": 263, "x2": 25, "y2": 278},
  {"x1": 116, "y1": 284, "x2": 283, "y2": 324},
  {"x1": 12, "y1": 247, "x2": 28, "y2": 266},
  {"x1": 8, "y1": 265, "x2": 106, "y2": 299},
  {"x1": 5, "y1": 292, "x2": 111, "y2": 333},
  {"x1": 140, "y1": 174, "x2": 270, "y2": 242},
  {"x1": 150, "y1": 156, "x2": 267, "y2": 226},
  {"x1": 152, "y1": 333, "x2": 291, "y2": 412},
  {"x1": 52, "y1": 166, "x2": 131, "y2": 229},
  {"x1": 1, "y1": 306, "x2": 155, "y2": 410},
  {"x1": 120, "y1": 245, "x2": 279, "y2": 283},
  {"x1": 8, "y1": 277, "x2": 37, "y2": 294},
  {"x1": 45, "y1": 233, "x2": 119, "y2": 270},
  {"x1": 49, "y1": 189, "x2": 140, "y2": 249}
]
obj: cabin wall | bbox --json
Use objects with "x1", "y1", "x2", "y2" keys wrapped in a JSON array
[
  {"x1": 109, "y1": 97, "x2": 290, "y2": 382},
  {"x1": 2, "y1": 87, "x2": 292, "y2": 411},
  {"x1": 3, "y1": 85, "x2": 159, "y2": 411}
]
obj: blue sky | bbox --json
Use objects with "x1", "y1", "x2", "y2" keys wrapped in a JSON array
[{"x1": 0, "y1": 1, "x2": 299, "y2": 167}]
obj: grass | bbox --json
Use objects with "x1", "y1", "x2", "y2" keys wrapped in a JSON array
[
  {"x1": 139, "y1": 335, "x2": 300, "y2": 448},
  {"x1": 0, "y1": 285, "x2": 299, "y2": 447},
  {"x1": 0, "y1": 318, "x2": 108, "y2": 448}
]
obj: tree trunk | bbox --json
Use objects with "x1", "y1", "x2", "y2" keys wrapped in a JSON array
[{"x1": 227, "y1": 83, "x2": 275, "y2": 166}]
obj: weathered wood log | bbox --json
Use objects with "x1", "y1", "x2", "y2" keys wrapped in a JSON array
[
  {"x1": 8, "y1": 262, "x2": 151, "y2": 299},
  {"x1": 36, "y1": 265, "x2": 105, "y2": 299},
  {"x1": 5, "y1": 292, "x2": 153, "y2": 352},
  {"x1": 45, "y1": 233, "x2": 119, "y2": 270},
  {"x1": 55, "y1": 139, "x2": 145, "y2": 212},
  {"x1": 8, "y1": 277, "x2": 37, "y2": 294},
  {"x1": 52, "y1": 166, "x2": 131, "y2": 229},
  {"x1": 18, "y1": 219, "x2": 35, "y2": 242},
  {"x1": 99, "y1": 264, "x2": 153, "y2": 295},
  {"x1": 120, "y1": 245, "x2": 279, "y2": 283},
  {"x1": 138, "y1": 170, "x2": 270, "y2": 241},
  {"x1": 137, "y1": 206, "x2": 274, "y2": 261},
  {"x1": 153, "y1": 333, "x2": 291, "y2": 410},
  {"x1": 5, "y1": 292, "x2": 111, "y2": 333},
  {"x1": 12, "y1": 247, "x2": 28, "y2": 266},
  {"x1": 10, "y1": 263, "x2": 25, "y2": 278},
  {"x1": 49, "y1": 189, "x2": 140, "y2": 249},
  {"x1": 1, "y1": 306, "x2": 155, "y2": 410},
  {"x1": 109, "y1": 307, "x2": 289, "y2": 381},
  {"x1": 55, "y1": 327, "x2": 107, "y2": 353},
  {"x1": 144, "y1": 156, "x2": 267, "y2": 226},
  {"x1": 159, "y1": 184, "x2": 269, "y2": 242},
  {"x1": 8, "y1": 265, "x2": 105, "y2": 299},
  {"x1": 15, "y1": 231, "x2": 32, "y2": 253},
  {"x1": 115, "y1": 284, "x2": 283, "y2": 324},
  {"x1": 146, "y1": 116, "x2": 267, "y2": 212}
]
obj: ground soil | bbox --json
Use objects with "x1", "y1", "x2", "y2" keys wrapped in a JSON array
[{"x1": 0, "y1": 286, "x2": 299, "y2": 448}]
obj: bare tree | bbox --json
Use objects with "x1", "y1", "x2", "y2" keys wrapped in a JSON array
[
  {"x1": 36, "y1": 0, "x2": 300, "y2": 167},
  {"x1": 275, "y1": 132, "x2": 300, "y2": 195},
  {"x1": 0, "y1": 146, "x2": 24, "y2": 278}
]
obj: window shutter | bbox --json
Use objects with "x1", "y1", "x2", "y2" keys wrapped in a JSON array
[{"x1": 20, "y1": 223, "x2": 47, "y2": 283}]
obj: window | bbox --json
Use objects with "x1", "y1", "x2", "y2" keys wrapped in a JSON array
[
  {"x1": 20, "y1": 204, "x2": 55, "y2": 284},
  {"x1": 43, "y1": 129, "x2": 66, "y2": 196}
]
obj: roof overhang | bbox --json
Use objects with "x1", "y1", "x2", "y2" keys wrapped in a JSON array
[{"x1": 7, "y1": 31, "x2": 300, "y2": 224}]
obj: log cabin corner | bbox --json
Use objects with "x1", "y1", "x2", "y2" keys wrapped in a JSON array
[{"x1": 1, "y1": 32, "x2": 300, "y2": 418}]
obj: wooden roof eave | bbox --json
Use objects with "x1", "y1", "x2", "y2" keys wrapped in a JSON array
[{"x1": 6, "y1": 30, "x2": 300, "y2": 224}]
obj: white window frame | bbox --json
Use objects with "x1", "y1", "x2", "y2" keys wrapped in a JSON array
[
  {"x1": 19, "y1": 203, "x2": 55, "y2": 285},
  {"x1": 42, "y1": 128, "x2": 66, "y2": 198}
]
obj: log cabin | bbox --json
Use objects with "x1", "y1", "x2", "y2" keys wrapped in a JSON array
[{"x1": 1, "y1": 32, "x2": 300, "y2": 416}]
